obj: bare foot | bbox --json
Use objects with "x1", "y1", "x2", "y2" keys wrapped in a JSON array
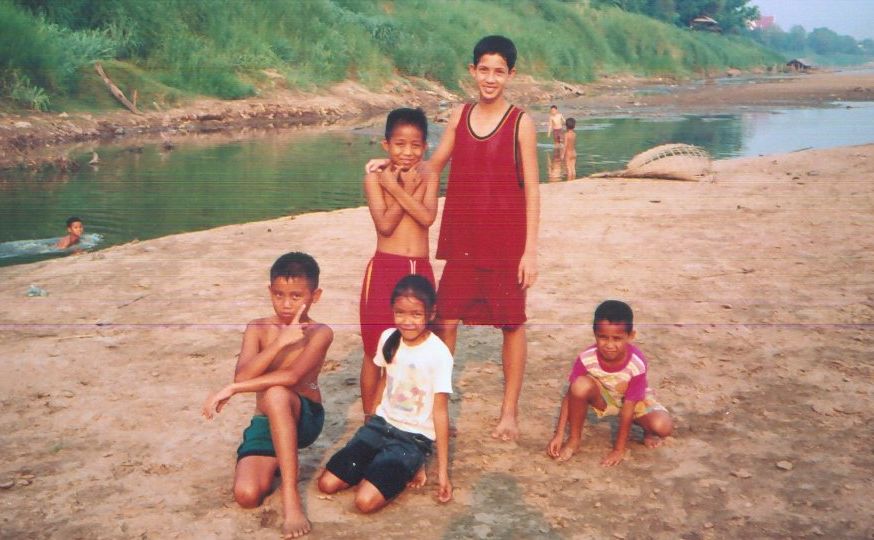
[
  {"x1": 491, "y1": 415, "x2": 518, "y2": 441},
  {"x1": 643, "y1": 433, "x2": 664, "y2": 448},
  {"x1": 281, "y1": 509, "x2": 311, "y2": 538},
  {"x1": 557, "y1": 439, "x2": 581, "y2": 462},
  {"x1": 407, "y1": 467, "x2": 427, "y2": 488}
]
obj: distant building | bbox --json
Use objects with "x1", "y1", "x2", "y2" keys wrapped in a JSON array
[
  {"x1": 690, "y1": 16, "x2": 721, "y2": 33},
  {"x1": 748, "y1": 15, "x2": 775, "y2": 31},
  {"x1": 786, "y1": 58, "x2": 813, "y2": 72}
]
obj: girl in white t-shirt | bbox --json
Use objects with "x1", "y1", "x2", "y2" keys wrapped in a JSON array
[{"x1": 318, "y1": 274, "x2": 453, "y2": 512}]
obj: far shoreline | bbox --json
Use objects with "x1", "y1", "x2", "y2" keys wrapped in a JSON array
[{"x1": 2, "y1": 68, "x2": 873, "y2": 172}]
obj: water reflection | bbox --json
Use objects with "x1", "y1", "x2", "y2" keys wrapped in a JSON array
[{"x1": 2, "y1": 102, "x2": 873, "y2": 267}]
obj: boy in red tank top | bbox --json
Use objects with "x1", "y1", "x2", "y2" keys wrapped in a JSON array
[{"x1": 428, "y1": 35, "x2": 541, "y2": 441}]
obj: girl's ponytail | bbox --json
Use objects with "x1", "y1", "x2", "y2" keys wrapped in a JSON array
[{"x1": 381, "y1": 329, "x2": 403, "y2": 365}]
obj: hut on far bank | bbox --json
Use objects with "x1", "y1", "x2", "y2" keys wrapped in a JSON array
[
  {"x1": 786, "y1": 58, "x2": 813, "y2": 72},
  {"x1": 690, "y1": 16, "x2": 721, "y2": 32}
]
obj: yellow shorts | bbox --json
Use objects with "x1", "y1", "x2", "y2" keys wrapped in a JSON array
[{"x1": 592, "y1": 384, "x2": 666, "y2": 420}]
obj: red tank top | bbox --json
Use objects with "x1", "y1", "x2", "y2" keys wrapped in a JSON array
[{"x1": 436, "y1": 103, "x2": 526, "y2": 268}]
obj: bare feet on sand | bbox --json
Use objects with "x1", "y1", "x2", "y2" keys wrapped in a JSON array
[
  {"x1": 408, "y1": 467, "x2": 427, "y2": 489},
  {"x1": 491, "y1": 415, "x2": 519, "y2": 441},
  {"x1": 643, "y1": 433, "x2": 664, "y2": 448},
  {"x1": 281, "y1": 506, "x2": 311, "y2": 538},
  {"x1": 557, "y1": 439, "x2": 581, "y2": 462}
]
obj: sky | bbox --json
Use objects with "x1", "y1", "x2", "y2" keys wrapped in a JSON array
[{"x1": 752, "y1": 0, "x2": 874, "y2": 41}]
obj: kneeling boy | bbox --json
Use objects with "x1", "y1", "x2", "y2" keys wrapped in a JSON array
[
  {"x1": 547, "y1": 300, "x2": 673, "y2": 466},
  {"x1": 203, "y1": 252, "x2": 334, "y2": 538}
]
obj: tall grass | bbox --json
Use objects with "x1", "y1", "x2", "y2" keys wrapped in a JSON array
[{"x1": 3, "y1": 0, "x2": 785, "y2": 109}]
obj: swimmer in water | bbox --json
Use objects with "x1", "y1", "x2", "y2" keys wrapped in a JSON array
[{"x1": 57, "y1": 216, "x2": 84, "y2": 249}]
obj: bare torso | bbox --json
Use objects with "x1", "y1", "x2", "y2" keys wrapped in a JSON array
[
  {"x1": 252, "y1": 317, "x2": 326, "y2": 411},
  {"x1": 373, "y1": 162, "x2": 430, "y2": 258},
  {"x1": 564, "y1": 131, "x2": 577, "y2": 156},
  {"x1": 549, "y1": 113, "x2": 565, "y2": 131}
]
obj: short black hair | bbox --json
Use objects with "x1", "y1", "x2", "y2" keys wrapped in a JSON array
[
  {"x1": 66, "y1": 216, "x2": 82, "y2": 227},
  {"x1": 270, "y1": 252, "x2": 320, "y2": 290},
  {"x1": 473, "y1": 35, "x2": 517, "y2": 70},
  {"x1": 385, "y1": 107, "x2": 427, "y2": 142},
  {"x1": 593, "y1": 300, "x2": 634, "y2": 333},
  {"x1": 566, "y1": 117, "x2": 576, "y2": 130}
]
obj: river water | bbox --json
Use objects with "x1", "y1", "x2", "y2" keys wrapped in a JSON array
[{"x1": 2, "y1": 100, "x2": 873, "y2": 267}]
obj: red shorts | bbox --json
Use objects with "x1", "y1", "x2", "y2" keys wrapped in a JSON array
[
  {"x1": 436, "y1": 259, "x2": 526, "y2": 328},
  {"x1": 359, "y1": 251, "x2": 435, "y2": 357}
]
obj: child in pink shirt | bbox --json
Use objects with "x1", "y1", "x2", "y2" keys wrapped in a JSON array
[{"x1": 547, "y1": 300, "x2": 673, "y2": 466}]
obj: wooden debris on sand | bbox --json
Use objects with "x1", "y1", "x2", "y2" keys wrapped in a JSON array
[{"x1": 591, "y1": 143, "x2": 712, "y2": 181}]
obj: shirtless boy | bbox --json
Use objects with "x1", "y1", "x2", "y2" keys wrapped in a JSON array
[
  {"x1": 56, "y1": 216, "x2": 84, "y2": 249},
  {"x1": 546, "y1": 105, "x2": 565, "y2": 146},
  {"x1": 562, "y1": 117, "x2": 577, "y2": 180},
  {"x1": 426, "y1": 35, "x2": 540, "y2": 441},
  {"x1": 359, "y1": 107, "x2": 440, "y2": 420},
  {"x1": 202, "y1": 252, "x2": 333, "y2": 538}
]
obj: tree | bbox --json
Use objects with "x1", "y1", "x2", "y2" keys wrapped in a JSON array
[{"x1": 787, "y1": 25, "x2": 807, "y2": 52}]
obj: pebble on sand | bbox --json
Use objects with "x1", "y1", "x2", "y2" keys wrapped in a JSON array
[{"x1": 776, "y1": 461, "x2": 794, "y2": 471}]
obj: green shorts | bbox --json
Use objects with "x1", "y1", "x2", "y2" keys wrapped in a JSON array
[{"x1": 236, "y1": 395, "x2": 324, "y2": 461}]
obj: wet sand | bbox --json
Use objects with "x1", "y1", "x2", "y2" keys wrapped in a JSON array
[{"x1": 1, "y1": 135, "x2": 873, "y2": 537}]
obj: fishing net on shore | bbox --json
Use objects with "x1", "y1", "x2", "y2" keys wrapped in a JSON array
[{"x1": 591, "y1": 143, "x2": 712, "y2": 181}]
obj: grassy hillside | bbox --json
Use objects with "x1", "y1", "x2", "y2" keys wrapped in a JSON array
[{"x1": 1, "y1": 0, "x2": 783, "y2": 112}]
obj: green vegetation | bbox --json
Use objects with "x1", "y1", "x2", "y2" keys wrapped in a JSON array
[
  {"x1": 749, "y1": 24, "x2": 874, "y2": 66},
  {"x1": 589, "y1": 0, "x2": 760, "y2": 34},
  {"x1": 2, "y1": 0, "x2": 784, "y2": 112}
]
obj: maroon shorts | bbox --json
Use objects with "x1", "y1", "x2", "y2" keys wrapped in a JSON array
[
  {"x1": 436, "y1": 259, "x2": 526, "y2": 328},
  {"x1": 552, "y1": 130, "x2": 564, "y2": 145},
  {"x1": 359, "y1": 251, "x2": 435, "y2": 357}
]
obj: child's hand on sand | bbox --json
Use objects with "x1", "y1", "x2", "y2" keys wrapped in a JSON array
[
  {"x1": 365, "y1": 158, "x2": 390, "y2": 173},
  {"x1": 546, "y1": 434, "x2": 563, "y2": 459},
  {"x1": 601, "y1": 448, "x2": 625, "y2": 467},
  {"x1": 437, "y1": 474, "x2": 452, "y2": 503},
  {"x1": 202, "y1": 385, "x2": 235, "y2": 419}
]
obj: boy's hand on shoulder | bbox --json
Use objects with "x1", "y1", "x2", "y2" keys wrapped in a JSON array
[
  {"x1": 601, "y1": 448, "x2": 625, "y2": 467},
  {"x1": 365, "y1": 158, "x2": 391, "y2": 174}
]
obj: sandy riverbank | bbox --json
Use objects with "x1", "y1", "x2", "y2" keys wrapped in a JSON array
[{"x1": 1, "y1": 139, "x2": 872, "y2": 538}]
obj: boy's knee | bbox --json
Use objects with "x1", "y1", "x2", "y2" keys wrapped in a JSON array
[
  {"x1": 261, "y1": 385, "x2": 295, "y2": 409},
  {"x1": 569, "y1": 376, "x2": 597, "y2": 399},
  {"x1": 234, "y1": 483, "x2": 263, "y2": 509},
  {"x1": 651, "y1": 413, "x2": 674, "y2": 437}
]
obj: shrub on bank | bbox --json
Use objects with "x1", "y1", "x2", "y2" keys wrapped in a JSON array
[{"x1": 2, "y1": 0, "x2": 785, "y2": 111}]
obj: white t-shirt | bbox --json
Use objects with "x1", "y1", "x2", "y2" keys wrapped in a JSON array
[{"x1": 374, "y1": 328, "x2": 454, "y2": 440}]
